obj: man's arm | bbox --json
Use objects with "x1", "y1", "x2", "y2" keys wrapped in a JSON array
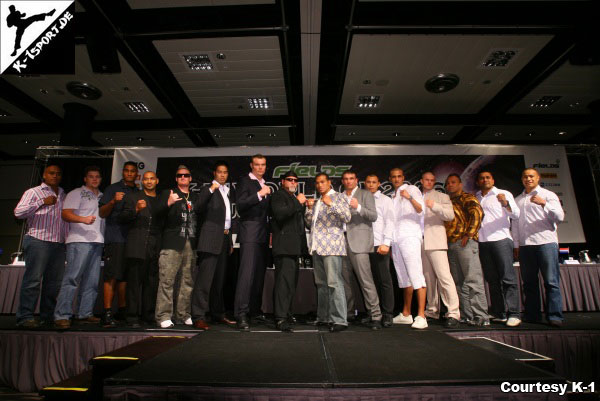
[
  {"x1": 465, "y1": 197, "x2": 484, "y2": 239},
  {"x1": 357, "y1": 191, "x2": 378, "y2": 222},
  {"x1": 119, "y1": 193, "x2": 137, "y2": 223},
  {"x1": 330, "y1": 194, "x2": 351, "y2": 223},
  {"x1": 235, "y1": 177, "x2": 261, "y2": 213},
  {"x1": 430, "y1": 193, "x2": 455, "y2": 222},
  {"x1": 14, "y1": 188, "x2": 46, "y2": 218},
  {"x1": 543, "y1": 192, "x2": 565, "y2": 223},
  {"x1": 62, "y1": 209, "x2": 95, "y2": 224}
]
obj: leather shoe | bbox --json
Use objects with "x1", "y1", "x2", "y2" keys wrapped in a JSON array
[
  {"x1": 305, "y1": 317, "x2": 329, "y2": 326},
  {"x1": 236, "y1": 316, "x2": 250, "y2": 332},
  {"x1": 216, "y1": 316, "x2": 236, "y2": 326},
  {"x1": 101, "y1": 311, "x2": 117, "y2": 328},
  {"x1": 54, "y1": 319, "x2": 70, "y2": 329},
  {"x1": 444, "y1": 317, "x2": 460, "y2": 328},
  {"x1": 276, "y1": 319, "x2": 293, "y2": 332},
  {"x1": 287, "y1": 314, "x2": 297, "y2": 326},
  {"x1": 365, "y1": 320, "x2": 382, "y2": 330},
  {"x1": 75, "y1": 316, "x2": 101, "y2": 324},
  {"x1": 329, "y1": 324, "x2": 348, "y2": 333},
  {"x1": 194, "y1": 319, "x2": 209, "y2": 330},
  {"x1": 251, "y1": 314, "x2": 269, "y2": 324},
  {"x1": 382, "y1": 314, "x2": 393, "y2": 328}
]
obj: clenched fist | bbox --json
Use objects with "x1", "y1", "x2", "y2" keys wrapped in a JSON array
[
  {"x1": 530, "y1": 195, "x2": 546, "y2": 206},
  {"x1": 306, "y1": 198, "x2": 315, "y2": 209},
  {"x1": 114, "y1": 191, "x2": 125, "y2": 202},
  {"x1": 296, "y1": 193, "x2": 307, "y2": 204},
  {"x1": 425, "y1": 199, "x2": 435, "y2": 209},
  {"x1": 496, "y1": 193, "x2": 508, "y2": 207},
  {"x1": 210, "y1": 182, "x2": 220, "y2": 192},
  {"x1": 136, "y1": 199, "x2": 147, "y2": 213},
  {"x1": 400, "y1": 189, "x2": 411, "y2": 200},
  {"x1": 349, "y1": 198, "x2": 359, "y2": 209},
  {"x1": 82, "y1": 215, "x2": 96, "y2": 225},
  {"x1": 258, "y1": 185, "x2": 272, "y2": 197},
  {"x1": 43, "y1": 195, "x2": 57, "y2": 206}
]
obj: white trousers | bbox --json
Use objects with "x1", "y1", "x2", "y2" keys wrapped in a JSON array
[{"x1": 391, "y1": 236, "x2": 426, "y2": 289}]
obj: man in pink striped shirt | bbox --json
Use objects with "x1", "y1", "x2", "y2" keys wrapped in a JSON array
[{"x1": 14, "y1": 164, "x2": 68, "y2": 328}]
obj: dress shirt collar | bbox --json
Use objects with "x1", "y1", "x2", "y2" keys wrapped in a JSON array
[
  {"x1": 248, "y1": 172, "x2": 265, "y2": 185},
  {"x1": 373, "y1": 190, "x2": 382, "y2": 199},
  {"x1": 521, "y1": 185, "x2": 541, "y2": 196},
  {"x1": 477, "y1": 186, "x2": 498, "y2": 198},
  {"x1": 319, "y1": 188, "x2": 335, "y2": 198},
  {"x1": 343, "y1": 186, "x2": 358, "y2": 198}
]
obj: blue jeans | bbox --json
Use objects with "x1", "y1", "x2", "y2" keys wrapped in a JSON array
[
  {"x1": 54, "y1": 242, "x2": 102, "y2": 320},
  {"x1": 312, "y1": 255, "x2": 347, "y2": 325},
  {"x1": 519, "y1": 243, "x2": 563, "y2": 322},
  {"x1": 16, "y1": 236, "x2": 65, "y2": 324}
]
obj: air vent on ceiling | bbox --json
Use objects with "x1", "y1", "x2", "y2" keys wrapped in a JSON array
[
  {"x1": 124, "y1": 102, "x2": 150, "y2": 113},
  {"x1": 248, "y1": 97, "x2": 270, "y2": 109},
  {"x1": 481, "y1": 49, "x2": 519, "y2": 68},
  {"x1": 530, "y1": 96, "x2": 561, "y2": 108},
  {"x1": 183, "y1": 54, "x2": 214, "y2": 71},
  {"x1": 355, "y1": 95, "x2": 381, "y2": 108},
  {"x1": 0, "y1": 108, "x2": 12, "y2": 117},
  {"x1": 67, "y1": 82, "x2": 102, "y2": 100}
]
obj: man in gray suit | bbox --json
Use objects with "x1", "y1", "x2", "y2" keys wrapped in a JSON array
[{"x1": 340, "y1": 170, "x2": 382, "y2": 330}]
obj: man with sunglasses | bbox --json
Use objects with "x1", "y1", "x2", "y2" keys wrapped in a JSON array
[
  {"x1": 155, "y1": 165, "x2": 200, "y2": 328},
  {"x1": 270, "y1": 171, "x2": 308, "y2": 332}
]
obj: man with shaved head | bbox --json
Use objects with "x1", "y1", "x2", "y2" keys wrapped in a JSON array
[
  {"x1": 14, "y1": 164, "x2": 68, "y2": 328},
  {"x1": 120, "y1": 171, "x2": 169, "y2": 327}
]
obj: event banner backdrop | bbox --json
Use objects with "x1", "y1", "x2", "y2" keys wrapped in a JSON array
[{"x1": 112, "y1": 145, "x2": 585, "y2": 243}]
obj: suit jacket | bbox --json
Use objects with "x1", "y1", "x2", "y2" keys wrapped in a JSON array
[
  {"x1": 305, "y1": 191, "x2": 351, "y2": 256},
  {"x1": 196, "y1": 185, "x2": 236, "y2": 255},
  {"x1": 235, "y1": 174, "x2": 270, "y2": 244},
  {"x1": 120, "y1": 190, "x2": 169, "y2": 259},
  {"x1": 270, "y1": 189, "x2": 308, "y2": 257},
  {"x1": 423, "y1": 189, "x2": 455, "y2": 251},
  {"x1": 344, "y1": 188, "x2": 377, "y2": 253}
]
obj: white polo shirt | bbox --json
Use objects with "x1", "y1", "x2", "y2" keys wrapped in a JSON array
[{"x1": 63, "y1": 186, "x2": 105, "y2": 244}]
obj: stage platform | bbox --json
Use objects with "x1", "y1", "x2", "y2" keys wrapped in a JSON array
[{"x1": 0, "y1": 313, "x2": 598, "y2": 399}]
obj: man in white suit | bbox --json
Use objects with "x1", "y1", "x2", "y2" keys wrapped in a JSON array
[{"x1": 420, "y1": 172, "x2": 460, "y2": 328}]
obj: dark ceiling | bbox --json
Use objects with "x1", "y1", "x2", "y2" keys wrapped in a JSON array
[{"x1": 0, "y1": 0, "x2": 599, "y2": 159}]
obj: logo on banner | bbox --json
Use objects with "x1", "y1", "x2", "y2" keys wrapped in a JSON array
[
  {"x1": 273, "y1": 163, "x2": 353, "y2": 179},
  {"x1": 0, "y1": 1, "x2": 74, "y2": 74}
]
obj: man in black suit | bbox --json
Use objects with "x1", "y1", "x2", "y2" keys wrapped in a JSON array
[
  {"x1": 120, "y1": 171, "x2": 169, "y2": 327},
  {"x1": 270, "y1": 171, "x2": 308, "y2": 332},
  {"x1": 191, "y1": 161, "x2": 236, "y2": 330},
  {"x1": 234, "y1": 154, "x2": 271, "y2": 331}
]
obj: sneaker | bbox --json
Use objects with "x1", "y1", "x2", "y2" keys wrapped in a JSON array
[
  {"x1": 184, "y1": 317, "x2": 193, "y2": 326},
  {"x1": 392, "y1": 313, "x2": 413, "y2": 325},
  {"x1": 492, "y1": 317, "x2": 508, "y2": 323},
  {"x1": 506, "y1": 317, "x2": 522, "y2": 327},
  {"x1": 411, "y1": 316, "x2": 428, "y2": 329},
  {"x1": 468, "y1": 316, "x2": 490, "y2": 327},
  {"x1": 159, "y1": 319, "x2": 174, "y2": 328},
  {"x1": 444, "y1": 317, "x2": 460, "y2": 328}
]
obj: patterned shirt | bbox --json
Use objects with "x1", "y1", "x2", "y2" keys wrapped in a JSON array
[
  {"x1": 445, "y1": 191, "x2": 483, "y2": 243},
  {"x1": 14, "y1": 182, "x2": 68, "y2": 243}
]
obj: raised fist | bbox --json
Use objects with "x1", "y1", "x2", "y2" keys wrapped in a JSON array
[{"x1": 43, "y1": 195, "x2": 57, "y2": 206}]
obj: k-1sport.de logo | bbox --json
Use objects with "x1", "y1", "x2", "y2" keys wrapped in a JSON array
[{"x1": 1, "y1": 1, "x2": 74, "y2": 74}]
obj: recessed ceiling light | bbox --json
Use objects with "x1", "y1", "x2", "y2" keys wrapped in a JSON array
[
  {"x1": 425, "y1": 74, "x2": 459, "y2": 94},
  {"x1": 494, "y1": 132, "x2": 502, "y2": 137},
  {"x1": 168, "y1": 135, "x2": 176, "y2": 140},
  {"x1": 0, "y1": 108, "x2": 11, "y2": 117},
  {"x1": 246, "y1": 133, "x2": 255, "y2": 139},
  {"x1": 569, "y1": 102, "x2": 580, "y2": 109},
  {"x1": 356, "y1": 95, "x2": 381, "y2": 108},
  {"x1": 23, "y1": 139, "x2": 30, "y2": 144},
  {"x1": 481, "y1": 49, "x2": 519, "y2": 68},
  {"x1": 216, "y1": 53, "x2": 226, "y2": 60},
  {"x1": 136, "y1": 137, "x2": 144, "y2": 142},
  {"x1": 558, "y1": 131, "x2": 566, "y2": 136},
  {"x1": 393, "y1": 132, "x2": 400, "y2": 137},
  {"x1": 347, "y1": 132, "x2": 356, "y2": 136},
  {"x1": 213, "y1": 133, "x2": 222, "y2": 138},
  {"x1": 51, "y1": 139, "x2": 60, "y2": 143},
  {"x1": 248, "y1": 97, "x2": 270, "y2": 109},
  {"x1": 183, "y1": 54, "x2": 214, "y2": 71},
  {"x1": 105, "y1": 137, "x2": 113, "y2": 141},
  {"x1": 268, "y1": 133, "x2": 277, "y2": 137},
  {"x1": 436, "y1": 132, "x2": 445, "y2": 136},
  {"x1": 124, "y1": 102, "x2": 150, "y2": 113},
  {"x1": 530, "y1": 96, "x2": 561, "y2": 108},
  {"x1": 528, "y1": 132, "x2": 534, "y2": 137},
  {"x1": 67, "y1": 81, "x2": 102, "y2": 100},
  {"x1": 40, "y1": 89, "x2": 48, "y2": 94}
]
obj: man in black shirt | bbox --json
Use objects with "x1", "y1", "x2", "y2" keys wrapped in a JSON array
[
  {"x1": 155, "y1": 165, "x2": 200, "y2": 328},
  {"x1": 120, "y1": 171, "x2": 168, "y2": 327}
]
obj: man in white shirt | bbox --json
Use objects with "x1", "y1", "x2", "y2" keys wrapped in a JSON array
[
  {"x1": 512, "y1": 168, "x2": 565, "y2": 327},
  {"x1": 54, "y1": 166, "x2": 106, "y2": 329},
  {"x1": 364, "y1": 174, "x2": 395, "y2": 327},
  {"x1": 476, "y1": 170, "x2": 521, "y2": 327},
  {"x1": 388, "y1": 168, "x2": 427, "y2": 329}
]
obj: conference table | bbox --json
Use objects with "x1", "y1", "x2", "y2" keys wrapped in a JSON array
[{"x1": 1, "y1": 262, "x2": 599, "y2": 316}]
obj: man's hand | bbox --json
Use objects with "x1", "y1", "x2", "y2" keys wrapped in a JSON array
[
  {"x1": 377, "y1": 245, "x2": 390, "y2": 255},
  {"x1": 136, "y1": 199, "x2": 147, "y2": 213},
  {"x1": 322, "y1": 194, "x2": 332, "y2": 206},
  {"x1": 168, "y1": 190, "x2": 182, "y2": 206},
  {"x1": 496, "y1": 193, "x2": 508, "y2": 207},
  {"x1": 114, "y1": 191, "x2": 125, "y2": 202},
  {"x1": 306, "y1": 198, "x2": 314, "y2": 210},
  {"x1": 258, "y1": 185, "x2": 272, "y2": 198},
  {"x1": 349, "y1": 198, "x2": 359, "y2": 209},
  {"x1": 460, "y1": 235, "x2": 469, "y2": 247},
  {"x1": 296, "y1": 193, "x2": 307, "y2": 204},
  {"x1": 210, "y1": 182, "x2": 220, "y2": 192},
  {"x1": 513, "y1": 248, "x2": 519, "y2": 261},
  {"x1": 81, "y1": 215, "x2": 96, "y2": 225},
  {"x1": 400, "y1": 189, "x2": 411, "y2": 200},
  {"x1": 530, "y1": 195, "x2": 546, "y2": 206},
  {"x1": 425, "y1": 199, "x2": 435, "y2": 209},
  {"x1": 43, "y1": 195, "x2": 57, "y2": 206}
]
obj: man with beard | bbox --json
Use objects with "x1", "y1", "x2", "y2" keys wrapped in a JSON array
[{"x1": 270, "y1": 171, "x2": 308, "y2": 332}]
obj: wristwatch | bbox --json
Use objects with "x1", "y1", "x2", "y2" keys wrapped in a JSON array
[{"x1": 408, "y1": 195, "x2": 413, "y2": 201}]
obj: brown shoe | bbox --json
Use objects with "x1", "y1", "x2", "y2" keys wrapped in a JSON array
[
  {"x1": 194, "y1": 319, "x2": 209, "y2": 330},
  {"x1": 54, "y1": 319, "x2": 71, "y2": 329},
  {"x1": 76, "y1": 316, "x2": 101, "y2": 324},
  {"x1": 217, "y1": 316, "x2": 236, "y2": 326}
]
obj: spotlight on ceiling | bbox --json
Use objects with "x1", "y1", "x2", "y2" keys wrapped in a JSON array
[
  {"x1": 425, "y1": 73, "x2": 459, "y2": 94},
  {"x1": 183, "y1": 54, "x2": 214, "y2": 71},
  {"x1": 355, "y1": 95, "x2": 381, "y2": 109},
  {"x1": 66, "y1": 81, "x2": 102, "y2": 100},
  {"x1": 530, "y1": 96, "x2": 561, "y2": 108}
]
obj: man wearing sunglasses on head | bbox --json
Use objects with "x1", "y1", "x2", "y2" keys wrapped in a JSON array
[
  {"x1": 270, "y1": 171, "x2": 308, "y2": 332},
  {"x1": 155, "y1": 165, "x2": 200, "y2": 328}
]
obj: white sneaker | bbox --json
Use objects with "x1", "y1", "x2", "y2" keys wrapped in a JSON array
[
  {"x1": 393, "y1": 313, "x2": 413, "y2": 324},
  {"x1": 159, "y1": 319, "x2": 174, "y2": 328},
  {"x1": 506, "y1": 317, "x2": 522, "y2": 327},
  {"x1": 184, "y1": 317, "x2": 193, "y2": 326},
  {"x1": 411, "y1": 316, "x2": 428, "y2": 329}
]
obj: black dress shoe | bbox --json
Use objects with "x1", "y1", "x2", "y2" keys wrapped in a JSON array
[
  {"x1": 365, "y1": 320, "x2": 382, "y2": 330},
  {"x1": 444, "y1": 317, "x2": 460, "y2": 328},
  {"x1": 287, "y1": 314, "x2": 297, "y2": 326},
  {"x1": 276, "y1": 319, "x2": 293, "y2": 332},
  {"x1": 236, "y1": 316, "x2": 250, "y2": 332},
  {"x1": 382, "y1": 314, "x2": 393, "y2": 328},
  {"x1": 100, "y1": 311, "x2": 117, "y2": 328},
  {"x1": 306, "y1": 317, "x2": 329, "y2": 326},
  {"x1": 251, "y1": 314, "x2": 269, "y2": 324},
  {"x1": 329, "y1": 324, "x2": 348, "y2": 333}
]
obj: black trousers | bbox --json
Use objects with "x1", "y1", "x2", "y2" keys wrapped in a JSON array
[
  {"x1": 234, "y1": 242, "x2": 268, "y2": 318},
  {"x1": 192, "y1": 235, "x2": 229, "y2": 320},
  {"x1": 273, "y1": 255, "x2": 300, "y2": 320},
  {"x1": 369, "y1": 247, "x2": 394, "y2": 316},
  {"x1": 126, "y1": 256, "x2": 159, "y2": 323}
]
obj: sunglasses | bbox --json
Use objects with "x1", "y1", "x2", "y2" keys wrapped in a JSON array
[
  {"x1": 176, "y1": 173, "x2": 191, "y2": 178},
  {"x1": 284, "y1": 178, "x2": 298, "y2": 182}
]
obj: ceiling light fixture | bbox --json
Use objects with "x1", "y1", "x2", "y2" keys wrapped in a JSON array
[
  {"x1": 347, "y1": 132, "x2": 356, "y2": 136},
  {"x1": 124, "y1": 102, "x2": 150, "y2": 113},
  {"x1": 105, "y1": 137, "x2": 113, "y2": 142},
  {"x1": 216, "y1": 53, "x2": 226, "y2": 60},
  {"x1": 530, "y1": 96, "x2": 561, "y2": 108},
  {"x1": 245, "y1": 133, "x2": 255, "y2": 139},
  {"x1": 558, "y1": 131, "x2": 566, "y2": 136},
  {"x1": 481, "y1": 49, "x2": 519, "y2": 68},
  {"x1": 569, "y1": 102, "x2": 580, "y2": 109},
  {"x1": 494, "y1": 132, "x2": 502, "y2": 137},
  {"x1": 0, "y1": 108, "x2": 11, "y2": 117},
  {"x1": 66, "y1": 81, "x2": 102, "y2": 100},
  {"x1": 247, "y1": 97, "x2": 270, "y2": 109},
  {"x1": 393, "y1": 132, "x2": 400, "y2": 137},
  {"x1": 213, "y1": 133, "x2": 222, "y2": 138},
  {"x1": 183, "y1": 54, "x2": 214, "y2": 71},
  {"x1": 436, "y1": 132, "x2": 445, "y2": 136},
  {"x1": 136, "y1": 137, "x2": 144, "y2": 142},
  {"x1": 268, "y1": 133, "x2": 277, "y2": 137},
  {"x1": 356, "y1": 95, "x2": 381, "y2": 108},
  {"x1": 528, "y1": 132, "x2": 534, "y2": 137},
  {"x1": 425, "y1": 73, "x2": 459, "y2": 94}
]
